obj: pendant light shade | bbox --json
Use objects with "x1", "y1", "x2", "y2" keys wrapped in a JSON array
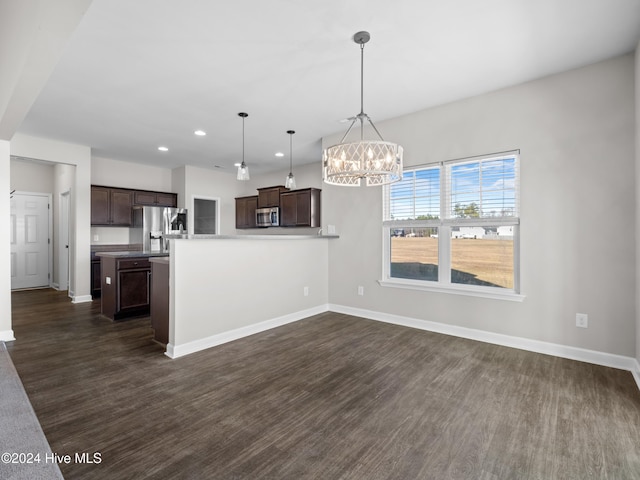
[
  {"x1": 236, "y1": 112, "x2": 250, "y2": 181},
  {"x1": 323, "y1": 31, "x2": 403, "y2": 187},
  {"x1": 285, "y1": 130, "x2": 296, "y2": 189}
]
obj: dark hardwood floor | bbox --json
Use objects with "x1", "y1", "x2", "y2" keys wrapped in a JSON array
[{"x1": 6, "y1": 289, "x2": 640, "y2": 479}]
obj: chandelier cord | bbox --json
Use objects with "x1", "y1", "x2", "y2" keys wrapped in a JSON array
[{"x1": 360, "y1": 42, "x2": 365, "y2": 141}]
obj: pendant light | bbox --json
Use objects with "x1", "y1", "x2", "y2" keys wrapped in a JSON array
[
  {"x1": 323, "y1": 31, "x2": 403, "y2": 187},
  {"x1": 285, "y1": 130, "x2": 296, "y2": 189},
  {"x1": 236, "y1": 112, "x2": 250, "y2": 181}
]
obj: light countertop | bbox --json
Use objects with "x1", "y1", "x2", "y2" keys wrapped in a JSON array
[
  {"x1": 164, "y1": 234, "x2": 339, "y2": 240},
  {"x1": 95, "y1": 251, "x2": 170, "y2": 258}
]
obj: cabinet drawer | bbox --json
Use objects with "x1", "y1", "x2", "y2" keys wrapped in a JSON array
[{"x1": 117, "y1": 258, "x2": 150, "y2": 270}]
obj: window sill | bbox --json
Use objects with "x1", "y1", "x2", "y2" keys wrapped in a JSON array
[{"x1": 378, "y1": 278, "x2": 526, "y2": 302}]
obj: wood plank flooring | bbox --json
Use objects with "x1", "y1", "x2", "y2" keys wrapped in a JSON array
[{"x1": 6, "y1": 289, "x2": 640, "y2": 479}]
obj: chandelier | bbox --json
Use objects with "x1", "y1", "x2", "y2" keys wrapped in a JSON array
[{"x1": 323, "y1": 31, "x2": 403, "y2": 187}]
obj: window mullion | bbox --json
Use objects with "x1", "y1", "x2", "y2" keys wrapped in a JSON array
[
  {"x1": 439, "y1": 164, "x2": 450, "y2": 284},
  {"x1": 439, "y1": 225, "x2": 451, "y2": 285}
]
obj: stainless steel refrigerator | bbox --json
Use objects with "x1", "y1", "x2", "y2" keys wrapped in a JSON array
[{"x1": 130, "y1": 206, "x2": 187, "y2": 253}]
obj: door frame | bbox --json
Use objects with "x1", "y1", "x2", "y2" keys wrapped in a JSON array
[
  {"x1": 11, "y1": 191, "x2": 53, "y2": 289},
  {"x1": 58, "y1": 190, "x2": 71, "y2": 292}
]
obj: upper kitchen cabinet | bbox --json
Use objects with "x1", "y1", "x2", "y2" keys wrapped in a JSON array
[
  {"x1": 257, "y1": 186, "x2": 288, "y2": 208},
  {"x1": 92, "y1": 186, "x2": 178, "y2": 226},
  {"x1": 91, "y1": 186, "x2": 133, "y2": 226},
  {"x1": 280, "y1": 188, "x2": 321, "y2": 228},
  {"x1": 134, "y1": 190, "x2": 177, "y2": 207},
  {"x1": 235, "y1": 195, "x2": 259, "y2": 229}
]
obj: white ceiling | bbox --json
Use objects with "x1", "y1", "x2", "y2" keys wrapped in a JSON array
[{"x1": 17, "y1": 0, "x2": 640, "y2": 175}]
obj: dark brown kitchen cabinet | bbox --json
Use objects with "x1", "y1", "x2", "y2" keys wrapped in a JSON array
[
  {"x1": 91, "y1": 258, "x2": 101, "y2": 298},
  {"x1": 257, "y1": 186, "x2": 288, "y2": 208},
  {"x1": 100, "y1": 256, "x2": 153, "y2": 320},
  {"x1": 280, "y1": 188, "x2": 321, "y2": 227},
  {"x1": 92, "y1": 186, "x2": 178, "y2": 226},
  {"x1": 150, "y1": 259, "x2": 169, "y2": 345},
  {"x1": 134, "y1": 190, "x2": 177, "y2": 207},
  {"x1": 91, "y1": 186, "x2": 133, "y2": 226},
  {"x1": 235, "y1": 195, "x2": 258, "y2": 229}
]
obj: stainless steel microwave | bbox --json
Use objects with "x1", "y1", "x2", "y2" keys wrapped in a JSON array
[{"x1": 256, "y1": 207, "x2": 279, "y2": 227}]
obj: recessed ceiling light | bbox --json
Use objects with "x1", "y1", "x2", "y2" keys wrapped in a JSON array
[
  {"x1": 275, "y1": 152, "x2": 284, "y2": 157},
  {"x1": 158, "y1": 146, "x2": 169, "y2": 152},
  {"x1": 194, "y1": 130, "x2": 206, "y2": 136}
]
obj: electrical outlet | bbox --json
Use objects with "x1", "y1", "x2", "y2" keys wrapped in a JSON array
[
  {"x1": 358, "y1": 286, "x2": 364, "y2": 296},
  {"x1": 303, "y1": 286, "x2": 309, "y2": 297},
  {"x1": 105, "y1": 276, "x2": 111, "y2": 285},
  {"x1": 93, "y1": 234, "x2": 99, "y2": 242},
  {"x1": 576, "y1": 313, "x2": 588, "y2": 328}
]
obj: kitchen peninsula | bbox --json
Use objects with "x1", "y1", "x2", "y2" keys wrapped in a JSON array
[{"x1": 162, "y1": 234, "x2": 338, "y2": 358}]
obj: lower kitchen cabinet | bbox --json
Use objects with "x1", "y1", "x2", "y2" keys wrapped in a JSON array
[
  {"x1": 280, "y1": 188, "x2": 321, "y2": 227},
  {"x1": 150, "y1": 258, "x2": 169, "y2": 344},
  {"x1": 91, "y1": 258, "x2": 101, "y2": 298},
  {"x1": 99, "y1": 255, "x2": 153, "y2": 320}
]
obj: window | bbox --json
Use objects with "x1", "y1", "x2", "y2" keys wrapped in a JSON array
[
  {"x1": 193, "y1": 197, "x2": 219, "y2": 234},
  {"x1": 382, "y1": 151, "x2": 521, "y2": 300}
]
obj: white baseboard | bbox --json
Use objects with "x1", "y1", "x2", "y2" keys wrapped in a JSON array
[
  {"x1": 0, "y1": 330, "x2": 16, "y2": 342},
  {"x1": 166, "y1": 304, "x2": 330, "y2": 359},
  {"x1": 71, "y1": 295, "x2": 93, "y2": 304},
  {"x1": 633, "y1": 359, "x2": 640, "y2": 392},
  {"x1": 329, "y1": 304, "x2": 640, "y2": 390}
]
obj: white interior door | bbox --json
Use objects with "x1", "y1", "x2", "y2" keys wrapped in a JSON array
[{"x1": 10, "y1": 193, "x2": 51, "y2": 290}]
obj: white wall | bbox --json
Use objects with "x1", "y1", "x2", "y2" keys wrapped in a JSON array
[
  {"x1": 636, "y1": 42, "x2": 640, "y2": 368},
  {"x1": 323, "y1": 54, "x2": 636, "y2": 358},
  {"x1": 171, "y1": 166, "x2": 186, "y2": 209},
  {"x1": 11, "y1": 134, "x2": 92, "y2": 302},
  {"x1": 169, "y1": 237, "x2": 330, "y2": 356},
  {"x1": 91, "y1": 156, "x2": 172, "y2": 191},
  {"x1": 10, "y1": 158, "x2": 54, "y2": 193},
  {"x1": 0, "y1": 141, "x2": 13, "y2": 340}
]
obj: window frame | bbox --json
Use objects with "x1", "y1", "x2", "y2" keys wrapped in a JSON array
[{"x1": 380, "y1": 151, "x2": 524, "y2": 302}]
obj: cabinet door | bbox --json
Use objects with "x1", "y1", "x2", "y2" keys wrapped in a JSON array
[
  {"x1": 280, "y1": 193, "x2": 297, "y2": 227},
  {"x1": 235, "y1": 196, "x2": 258, "y2": 228},
  {"x1": 91, "y1": 186, "x2": 110, "y2": 225},
  {"x1": 258, "y1": 187, "x2": 285, "y2": 208},
  {"x1": 296, "y1": 190, "x2": 311, "y2": 226},
  {"x1": 110, "y1": 190, "x2": 133, "y2": 225},
  {"x1": 235, "y1": 198, "x2": 247, "y2": 228},
  {"x1": 266, "y1": 189, "x2": 280, "y2": 207},
  {"x1": 246, "y1": 196, "x2": 258, "y2": 228},
  {"x1": 118, "y1": 269, "x2": 150, "y2": 311},
  {"x1": 134, "y1": 191, "x2": 156, "y2": 205},
  {"x1": 156, "y1": 193, "x2": 177, "y2": 207}
]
